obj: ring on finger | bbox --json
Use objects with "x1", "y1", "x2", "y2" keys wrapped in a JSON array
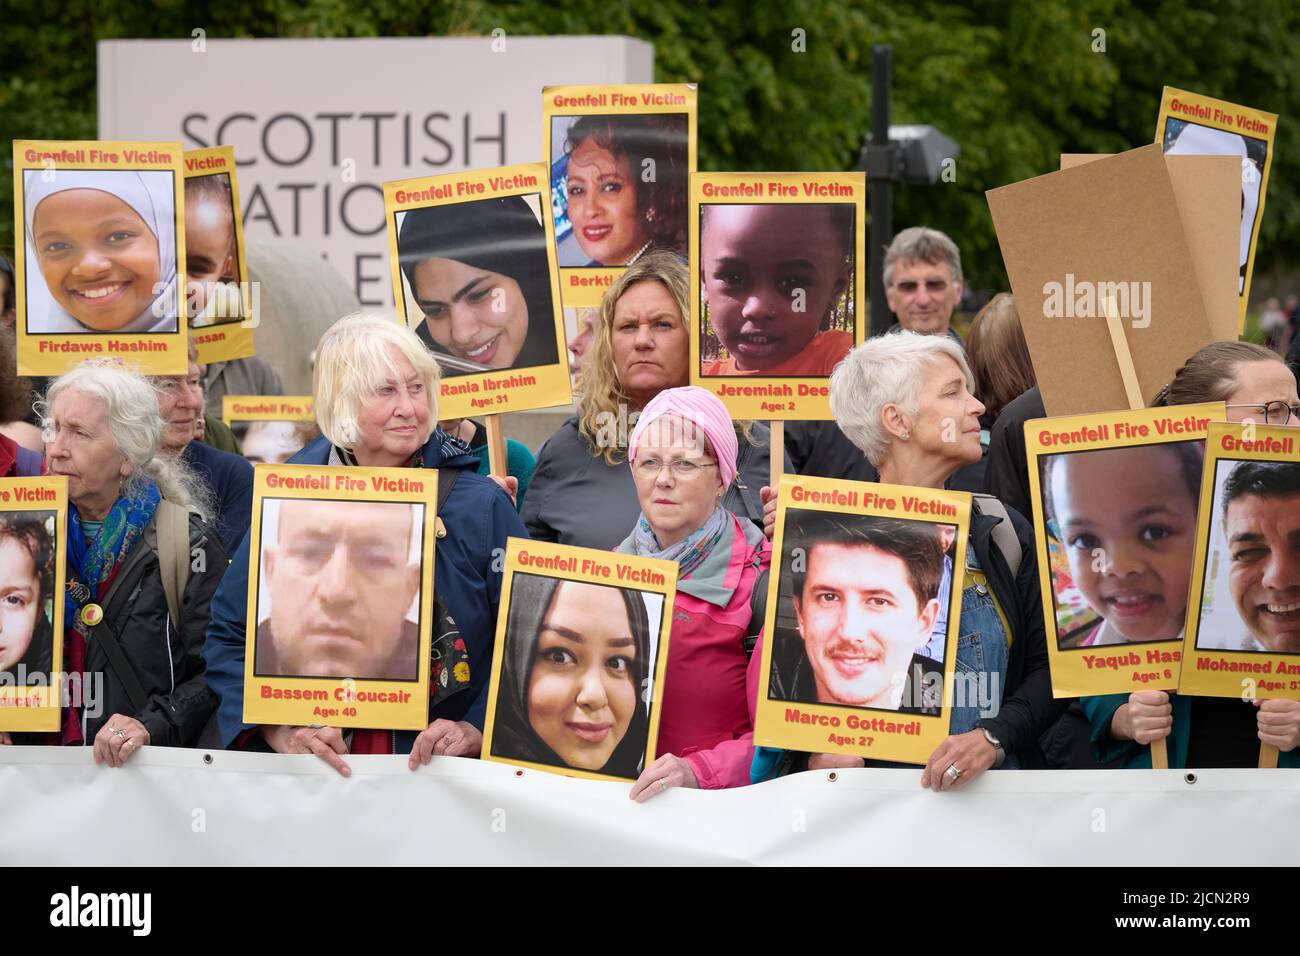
[
  {"x1": 944, "y1": 763, "x2": 962, "y2": 783},
  {"x1": 658, "y1": 778, "x2": 668, "y2": 792}
]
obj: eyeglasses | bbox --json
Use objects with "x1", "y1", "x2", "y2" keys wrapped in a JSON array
[
  {"x1": 634, "y1": 457, "x2": 718, "y2": 479},
  {"x1": 892, "y1": 278, "x2": 951, "y2": 295},
  {"x1": 1226, "y1": 401, "x2": 1300, "y2": 425}
]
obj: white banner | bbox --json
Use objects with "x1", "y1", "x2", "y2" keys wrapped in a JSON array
[
  {"x1": 98, "y1": 37, "x2": 654, "y2": 306},
  {"x1": 2, "y1": 748, "x2": 1297, "y2": 865}
]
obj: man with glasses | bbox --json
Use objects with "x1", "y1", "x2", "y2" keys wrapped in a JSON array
[
  {"x1": 150, "y1": 339, "x2": 254, "y2": 553},
  {"x1": 883, "y1": 226, "x2": 966, "y2": 344}
]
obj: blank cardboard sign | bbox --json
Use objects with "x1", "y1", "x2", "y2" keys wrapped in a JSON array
[
  {"x1": 987, "y1": 144, "x2": 1215, "y2": 416},
  {"x1": 1061, "y1": 153, "x2": 1239, "y2": 342}
]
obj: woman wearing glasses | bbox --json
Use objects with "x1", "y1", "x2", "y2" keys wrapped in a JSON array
[
  {"x1": 1083, "y1": 339, "x2": 1300, "y2": 768},
  {"x1": 1152, "y1": 340, "x2": 1300, "y2": 425},
  {"x1": 617, "y1": 386, "x2": 771, "y2": 801}
]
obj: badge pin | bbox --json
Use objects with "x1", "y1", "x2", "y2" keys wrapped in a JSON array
[{"x1": 79, "y1": 603, "x2": 104, "y2": 627}]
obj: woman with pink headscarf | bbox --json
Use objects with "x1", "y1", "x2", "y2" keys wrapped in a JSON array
[{"x1": 617, "y1": 386, "x2": 771, "y2": 800}]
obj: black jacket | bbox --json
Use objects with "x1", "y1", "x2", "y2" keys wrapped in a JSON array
[
  {"x1": 982, "y1": 385, "x2": 1045, "y2": 519},
  {"x1": 79, "y1": 513, "x2": 228, "y2": 747},
  {"x1": 967, "y1": 499, "x2": 1065, "y2": 767}
]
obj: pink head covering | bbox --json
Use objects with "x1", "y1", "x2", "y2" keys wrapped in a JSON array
[{"x1": 628, "y1": 386, "x2": 738, "y2": 488}]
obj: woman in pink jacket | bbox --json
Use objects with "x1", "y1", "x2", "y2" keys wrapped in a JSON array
[{"x1": 616, "y1": 386, "x2": 771, "y2": 801}]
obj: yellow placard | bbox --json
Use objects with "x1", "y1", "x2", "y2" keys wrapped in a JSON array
[
  {"x1": 481, "y1": 538, "x2": 676, "y2": 783},
  {"x1": 1156, "y1": 87, "x2": 1278, "y2": 335},
  {"x1": 12, "y1": 140, "x2": 188, "y2": 376},
  {"x1": 753, "y1": 474, "x2": 968, "y2": 765},
  {"x1": 184, "y1": 146, "x2": 255, "y2": 364},
  {"x1": 222, "y1": 395, "x2": 314, "y2": 422},
  {"x1": 242, "y1": 464, "x2": 437, "y2": 730},
  {"x1": 542, "y1": 83, "x2": 698, "y2": 307},
  {"x1": 689, "y1": 171, "x2": 866, "y2": 421},
  {"x1": 1179, "y1": 422, "x2": 1300, "y2": 700},
  {"x1": 1024, "y1": 404, "x2": 1224, "y2": 696},
  {"x1": 383, "y1": 163, "x2": 571, "y2": 419},
  {"x1": 0, "y1": 477, "x2": 68, "y2": 732}
]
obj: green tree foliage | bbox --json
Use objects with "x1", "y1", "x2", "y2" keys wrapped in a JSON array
[{"x1": 3, "y1": 0, "x2": 1296, "y2": 293}]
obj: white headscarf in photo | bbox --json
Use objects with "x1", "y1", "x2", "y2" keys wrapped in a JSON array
[
  {"x1": 1166, "y1": 123, "x2": 1258, "y2": 290},
  {"x1": 23, "y1": 169, "x2": 178, "y2": 333}
]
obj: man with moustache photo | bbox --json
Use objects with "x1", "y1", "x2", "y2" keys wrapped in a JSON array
[
  {"x1": 1203, "y1": 461, "x2": 1300, "y2": 654},
  {"x1": 770, "y1": 513, "x2": 945, "y2": 715}
]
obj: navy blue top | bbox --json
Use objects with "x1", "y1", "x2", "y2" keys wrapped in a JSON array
[
  {"x1": 201, "y1": 430, "x2": 527, "y2": 749},
  {"x1": 182, "y1": 440, "x2": 254, "y2": 555}
]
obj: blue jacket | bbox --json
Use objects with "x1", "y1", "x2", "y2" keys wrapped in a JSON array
[
  {"x1": 182, "y1": 439, "x2": 254, "y2": 555},
  {"x1": 202, "y1": 431, "x2": 527, "y2": 750}
]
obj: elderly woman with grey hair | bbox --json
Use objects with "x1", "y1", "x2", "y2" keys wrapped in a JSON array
[
  {"x1": 203, "y1": 312, "x2": 526, "y2": 777},
  {"x1": 0, "y1": 360, "x2": 226, "y2": 761},
  {"x1": 759, "y1": 331, "x2": 1061, "y2": 790}
]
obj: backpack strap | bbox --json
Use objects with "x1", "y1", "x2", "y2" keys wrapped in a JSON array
[
  {"x1": 434, "y1": 468, "x2": 461, "y2": 538},
  {"x1": 971, "y1": 493, "x2": 1022, "y2": 579},
  {"x1": 743, "y1": 566, "x2": 769, "y2": 659},
  {"x1": 155, "y1": 499, "x2": 193, "y2": 631}
]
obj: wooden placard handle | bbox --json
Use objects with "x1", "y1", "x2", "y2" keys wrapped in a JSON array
[
  {"x1": 1259, "y1": 743, "x2": 1280, "y2": 769},
  {"x1": 1103, "y1": 297, "x2": 1146, "y2": 411},
  {"x1": 485, "y1": 415, "x2": 508, "y2": 478},
  {"x1": 1150, "y1": 737, "x2": 1169, "y2": 770},
  {"x1": 769, "y1": 419, "x2": 783, "y2": 492}
]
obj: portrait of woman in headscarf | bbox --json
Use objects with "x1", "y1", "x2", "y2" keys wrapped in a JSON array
[
  {"x1": 490, "y1": 571, "x2": 657, "y2": 780},
  {"x1": 23, "y1": 169, "x2": 179, "y2": 334},
  {"x1": 397, "y1": 195, "x2": 561, "y2": 377}
]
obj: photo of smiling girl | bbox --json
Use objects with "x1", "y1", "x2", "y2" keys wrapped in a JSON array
[
  {"x1": 23, "y1": 169, "x2": 179, "y2": 334},
  {"x1": 1042, "y1": 442, "x2": 1204, "y2": 648},
  {"x1": 396, "y1": 195, "x2": 561, "y2": 377},
  {"x1": 490, "y1": 572, "x2": 662, "y2": 780},
  {"x1": 0, "y1": 511, "x2": 56, "y2": 681},
  {"x1": 699, "y1": 203, "x2": 855, "y2": 377}
]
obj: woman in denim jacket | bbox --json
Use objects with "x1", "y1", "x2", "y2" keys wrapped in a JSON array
[{"x1": 756, "y1": 332, "x2": 1064, "y2": 790}]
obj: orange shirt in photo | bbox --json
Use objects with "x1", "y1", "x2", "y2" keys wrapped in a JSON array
[{"x1": 702, "y1": 329, "x2": 853, "y2": 376}]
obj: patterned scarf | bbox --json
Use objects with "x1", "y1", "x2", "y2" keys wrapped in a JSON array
[
  {"x1": 65, "y1": 482, "x2": 162, "y2": 625},
  {"x1": 60, "y1": 482, "x2": 161, "y2": 746},
  {"x1": 629, "y1": 504, "x2": 730, "y2": 581}
]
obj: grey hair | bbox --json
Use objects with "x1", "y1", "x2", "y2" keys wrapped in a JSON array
[
  {"x1": 830, "y1": 331, "x2": 975, "y2": 468},
  {"x1": 40, "y1": 360, "x2": 214, "y2": 521},
  {"x1": 883, "y1": 226, "x2": 963, "y2": 287}
]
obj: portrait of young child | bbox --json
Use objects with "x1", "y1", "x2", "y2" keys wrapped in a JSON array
[
  {"x1": 699, "y1": 203, "x2": 855, "y2": 377},
  {"x1": 23, "y1": 169, "x2": 179, "y2": 335}
]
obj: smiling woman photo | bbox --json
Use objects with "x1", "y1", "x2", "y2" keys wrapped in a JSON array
[
  {"x1": 556, "y1": 114, "x2": 688, "y2": 268},
  {"x1": 491, "y1": 571, "x2": 654, "y2": 779},
  {"x1": 23, "y1": 170, "x2": 179, "y2": 334},
  {"x1": 397, "y1": 195, "x2": 560, "y2": 376}
]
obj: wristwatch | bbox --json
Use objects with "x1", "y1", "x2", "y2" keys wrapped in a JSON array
[{"x1": 980, "y1": 727, "x2": 1005, "y2": 768}]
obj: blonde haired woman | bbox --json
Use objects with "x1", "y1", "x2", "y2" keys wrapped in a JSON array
[
  {"x1": 203, "y1": 312, "x2": 526, "y2": 776},
  {"x1": 523, "y1": 251, "x2": 783, "y2": 549}
]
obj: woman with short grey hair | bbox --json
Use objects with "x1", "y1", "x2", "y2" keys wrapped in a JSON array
[
  {"x1": 203, "y1": 312, "x2": 527, "y2": 777},
  {"x1": 0, "y1": 360, "x2": 227, "y2": 760},
  {"x1": 760, "y1": 332, "x2": 1061, "y2": 790}
]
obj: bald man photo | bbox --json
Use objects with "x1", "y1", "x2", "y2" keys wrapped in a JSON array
[{"x1": 255, "y1": 498, "x2": 424, "y2": 679}]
